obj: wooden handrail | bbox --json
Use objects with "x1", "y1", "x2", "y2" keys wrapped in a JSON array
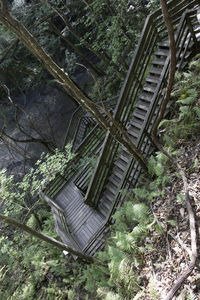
[
  {"x1": 64, "y1": 97, "x2": 118, "y2": 151},
  {"x1": 63, "y1": 106, "x2": 84, "y2": 147}
]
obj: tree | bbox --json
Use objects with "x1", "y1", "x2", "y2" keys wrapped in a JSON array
[{"x1": 0, "y1": 0, "x2": 148, "y2": 170}]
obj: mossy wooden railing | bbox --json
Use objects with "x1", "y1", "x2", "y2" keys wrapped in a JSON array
[
  {"x1": 44, "y1": 124, "x2": 105, "y2": 198},
  {"x1": 44, "y1": 98, "x2": 118, "y2": 198},
  {"x1": 63, "y1": 97, "x2": 118, "y2": 152},
  {"x1": 84, "y1": 0, "x2": 199, "y2": 207},
  {"x1": 64, "y1": 106, "x2": 85, "y2": 148},
  {"x1": 82, "y1": 6, "x2": 200, "y2": 255}
]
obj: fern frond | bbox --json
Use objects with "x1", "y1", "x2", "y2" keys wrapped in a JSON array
[
  {"x1": 132, "y1": 203, "x2": 150, "y2": 223},
  {"x1": 193, "y1": 106, "x2": 200, "y2": 120},
  {"x1": 177, "y1": 96, "x2": 196, "y2": 105}
]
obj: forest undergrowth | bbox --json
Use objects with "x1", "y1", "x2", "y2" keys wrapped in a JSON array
[{"x1": 0, "y1": 54, "x2": 200, "y2": 300}]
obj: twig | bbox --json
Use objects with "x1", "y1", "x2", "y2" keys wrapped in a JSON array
[
  {"x1": 168, "y1": 232, "x2": 191, "y2": 257},
  {"x1": 166, "y1": 231, "x2": 172, "y2": 261},
  {"x1": 164, "y1": 188, "x2": 197, "y2": 299}
]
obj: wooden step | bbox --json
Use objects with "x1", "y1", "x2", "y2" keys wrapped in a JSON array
[
  {"x1": 137, "y1": 99, "x2": 151, "y2": 109},
  {"x1": 155, "y1": 48, "x2": 169, "y2": 57},
  {"x1": 133, "y1": 112, "x2": 145, "y2": 121},
  {"x1": 119, "y1": 151, "x2": 131, "y2": 163},
  {"x1": 139, "y1": 91, "x2": 154, "y2": 102},
  {"x1": 158, "y1": 40, "x2": 169, "y2": 48},
  {"x1": 127, "y1": 120, "x2": 141, "y2": 130},
  {"x1": 143, "y1": 84, "x2": 157, "y2": 93},
  {"x1": 84, "y1": 227, "x2": 109, "y2": 256},
  {"x1": 128, "y1": 125, "x2": 140, "y2": 137},
  {"x1": 99, "y1": 198, "x2": 112, "y2": 212},
  {"x1": 152, "y1": 57, "x2": 166, "y2": 66},
  {"x1": 117, "y1": 156, "x2": 128, "y2": 169},
  {"x1": 130, "y1": 115, "x2": 144, "y2": 126},
  {"x1": 128, "y1": 131, "x2": 138, "y2": 141},
  {"x1": 135, "y1": 106, "x2": 148, "y2": 116},
  {"x1": 98, "y1": 205, "x2": 108, "y2": 217},
  {"x1": 104, "y1": 189, "x2": 115, "y2": 202},
  {"x1": 127, "y1": 122, "x2": 141, "y2": 134},
  {"x1": 106, "y1": 182, "x2": 118, "y2": 195},
  {"x1": 109, "y1": 173, "x2": 121, "y2": 187},
  {"x1": 118, "y1": 153, "x2": 130, "y2": 164},
  {"x1": 145, "y1": 75, "x2": 160, "y2": 84},
  {"x1": 113, "y1": 165, "x2": 125, "y2": 179},
  {"x1": 149, "y1": 66, "x2": 163, "y2": 75},
  {"x1": 136, "y1": 101, "x2": 150, "y2": 112},
  {"x1": 115, "y1": 160, "x2": 127, "y2": 173}
]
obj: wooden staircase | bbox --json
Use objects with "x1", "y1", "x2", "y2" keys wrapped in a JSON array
[
  {"x1": 64, "y1": 97, "x2": 117, "y2": 152},
  {"x1": 43, "y1": 0, "x2": 200, "y2": 257}
]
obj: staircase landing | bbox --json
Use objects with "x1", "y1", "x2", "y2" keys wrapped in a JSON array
[{"x1": 54, "y1": 178, "x2": 105, "y2": 249}]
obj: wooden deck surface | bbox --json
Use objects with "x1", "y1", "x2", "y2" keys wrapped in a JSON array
[{"x1": 54, "y1": 177, "x2": 105, "y2": 249}]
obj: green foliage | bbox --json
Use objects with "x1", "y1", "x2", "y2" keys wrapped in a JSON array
[
  {"x1": 0, "y1": 144, "x2": 74, "y2": 216},
  {"x1": 0, "y1": 207, "x2": 86, "y2": 299},
  {"x1": 26, "y1": 214, "x2": 39, "y2": 230},
  {"x1": 0, "y1": 143, "x2": 82, "y2": 298},
  {"x1": 160, "y1": 54, "x2": 200, "y2": 143}
]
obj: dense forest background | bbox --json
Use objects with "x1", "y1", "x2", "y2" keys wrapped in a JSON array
[
  {"x1": 0, "y1": 0, "x2": 199, "y2": 299},
  {"x1": 0, "y1": 0, "x2": 159, "y2": 171}
]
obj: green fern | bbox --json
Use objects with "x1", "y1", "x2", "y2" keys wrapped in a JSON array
[{"x1": 193, "y1": 106, "x2": 200, "y2": 120}]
